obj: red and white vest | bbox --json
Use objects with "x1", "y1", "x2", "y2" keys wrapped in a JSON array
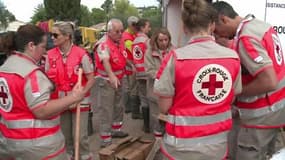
[
  {"x1": 0, "y1": 54, "x2": 62, "y2": 146},
  {"x1": 132, "y1": 33, "x2": 149, "y2": 79},
  {"x1": 120, "y1": 29, "x2": 136, "y2": 75},
  {"x1": 157, "y1": 38, "x2": 240, "y2": 152},
  {"x1": 234, "y1": 15, "x2": 285, "y2": 128},
  {"x1": 46, "y1": 45, "x2": 88, "y2": 95},
  {"x1": 94, "y1": 36, "x2": 126, "y2": 80}
]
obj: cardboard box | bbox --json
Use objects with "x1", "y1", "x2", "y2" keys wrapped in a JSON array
[{"x1": 99, "y1": 136, "x2": 154, "y2": 160}]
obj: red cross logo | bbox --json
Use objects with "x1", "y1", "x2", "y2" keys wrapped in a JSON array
[
  {"x1": 276, "y1": 45, "x2": 280, "y2": 54},
  {"x1": 276, "y1": 45, "x2": 282, "y2": 62},
  {"x1": 0, "y1": 85, "x2": 8, "y2": 105},
  {"x1": 135, "y1": 48, "x2": 141, "y2": 57},
  {"x1": 135, "y1": 50, "x2": 140, "y2": 56},
  {"x1": 201, "y1": 74, "x2": 223, "y2": 95},
  {"x1": 133, "y1": 46, "x2": 143, "y2": 60}
]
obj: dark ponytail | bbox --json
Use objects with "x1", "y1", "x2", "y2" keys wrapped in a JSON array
[
  {"x1": 134, "y1": 19, "x2": 149, "y2": 32},
  {"x1": 0, "y1": 31, "x2": 16, "y2": 65}
]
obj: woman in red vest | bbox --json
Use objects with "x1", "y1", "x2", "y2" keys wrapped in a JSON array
[
  {"x1": 132, "y1": 18, "x2": 152, "y2": 132},
  {"x1": 0, "y1": 24, "x2": 85, "y2": 159},
  {"x1": 45, "y1": 21, "x2": 95, "y2": 160},
  {"x1": 154, "y1": 0, "x2": 242, "y2": 159}
]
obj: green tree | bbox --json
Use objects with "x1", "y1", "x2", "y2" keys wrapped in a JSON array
[
  {"x1": 79, "y1": 5, "x2": 92, "y2": 26},
  {"x1": 44, "y1": 0, "x2": 81, "y2": 21},
  {"x1": 31, "y1": 4, "x2": 48, "y2": 24},
  {"x1": 111, "y1": 0, "x2": 139, "y2": 27},
  {"x1": 90, "y1": 8, "x2": 106, "y2": 25},
  {"x1": 0, "y1": 1, "x2": 15, "y2": 29},
  {"x1": 101, "y1": 0, "x2": 113, "y2": 23},
  {"x1": 141, "y1": 6, "x2": 162, "y2": 31}
]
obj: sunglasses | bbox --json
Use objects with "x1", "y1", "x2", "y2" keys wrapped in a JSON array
[{"x1": 51, "y1": 33, "x2": 60, "y2": 39}]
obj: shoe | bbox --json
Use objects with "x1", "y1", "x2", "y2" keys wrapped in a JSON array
[
  {"x1": 111, "y1": 131, "x2": 129, "y2": 138},
  {"x1": 142, "y1": 107, "x2": 150, "y2": 133},
  {"x1": 125, "y1": 107, "x2": 132, "y2": 113},
  {"x1": 100, "y1": 141, "x2": 112, "y2": 148},
  {"x1": 130, "y1": 96, "x2": 142, "y2": 118}
]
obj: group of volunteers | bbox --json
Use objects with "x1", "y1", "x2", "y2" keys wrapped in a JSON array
[{"x1": 0, "y1": 0, "x2": 285, "y2": 160}]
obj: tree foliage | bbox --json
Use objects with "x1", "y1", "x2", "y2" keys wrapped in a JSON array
[
  {"x1": 79, "y1": 5, "x2": 92, "y2": 26},
  {"x1": 44, "y1": 0, "x2": 81, "y2": 21},
  {"x1": 111, "y1": 0, "x2": 139, "y2": 27},
  {"x1": 30, "y1": 0, "x2": 161, "y2": 29},
  {"x1": 91, "y1": 8, "x2": 106, "y2": 25},
  {"x1": 0, "y1": 1, "x2": 15, "y2": 29},
  {"x1": 31, "y1": 4, "x2": 49, "y2": 24},
  {"x1": 141, "y1": 6, "x2": 162, "y2": 31}
]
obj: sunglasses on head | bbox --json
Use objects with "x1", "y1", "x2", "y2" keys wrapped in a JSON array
[{"x1": 51, "y1": 33, "x2": 60, "y2": 39}]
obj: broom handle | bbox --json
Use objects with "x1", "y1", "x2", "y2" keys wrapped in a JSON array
[{"x1": 74, "y1": 66, "x2": 83, "y2": 160}]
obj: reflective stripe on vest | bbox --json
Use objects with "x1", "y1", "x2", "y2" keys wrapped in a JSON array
[
  {"x1": 0, "y1": 117, "x2": 59, "y2": 129},
  {"x1": 238, "y1": 78, "x2": 285, "y2": 103},
  {"x1": 134, "y1": 63, "x2": 145, "y2": 68},
  {"x1": 96, "y1": 69, "x2": 124, "y2": 77},
  {"x1": 237, "y1": 78, "x2": 285, "y2": 118},
  {"x1": 1, "y1": 129, "x2": 63, "y2": 146},
  {"x1": 167, "y1": 110, "x2": 231, "y2": 126},
  {"x1": 238, "y1": 98, "x2": 285, "y2": 118},
  {"x1": 164, "y1": 130, "x2": 228, "y2": 147},
  {"x1": 126, "y1": 65, "x2": 132, "y2": 71},
  {"x1": 136, "y1": 72, "x2": 147, "y2": 79}
]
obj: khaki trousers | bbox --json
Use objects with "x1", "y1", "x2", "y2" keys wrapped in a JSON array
[
  {"x1": 95, "y1": 78, "x2": 124, "y2": 140},
  {"x1": 236, "y1": 127, "x2": 279, "y2": 160},
  {"x1": 161, "y1": 141, "x2": 227, "y2": 160},
  {"x1": 60, "y1": 110, "x2": 92, "y2": 160}
]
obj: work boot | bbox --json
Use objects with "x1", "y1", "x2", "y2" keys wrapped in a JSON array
[
  {"x1": 131, "y1": 96, "x2": 143, "y2": 119},
  {"x1": 142, "y1": 107, "x2": 150, "y2": 133},
  {"x1": 111, "y1": 131, "x2": 129, "y2": 138},
  {"x1": 124, "y1": 94, "x2": 132, "y2": 113}
]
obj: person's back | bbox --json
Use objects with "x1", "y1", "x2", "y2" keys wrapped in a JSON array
[
  {"x1": 213, "y1": 1, "x2": 285, "y2": 159},
  {"x1": 234, "y1": 16, "x2": 285, "y2": 127},
  {"x1": 153, "y1": 0, "x2": 242, "y2": 159}
]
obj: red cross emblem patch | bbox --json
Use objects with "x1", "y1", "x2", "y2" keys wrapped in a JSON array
[
  {"x1": 0, "y1": 78, "x2": 13, "y2": 112},
  {"x1": 272, "y1": 33, "x2": 283, "y2": 66},
  {"x1": 192, "y1": 64, "x2": 232, "y2": 104},
  {"x1": 133, "y1": 45, "x2": 143, "y2": 60}
]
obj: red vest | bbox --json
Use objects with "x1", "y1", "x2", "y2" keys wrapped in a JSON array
[
  {"x1": 46, "y1": 45, "x2": 88, "y2": 94},
  {"x1": 157, "y1": 38, "x2": 240, "y2": 151},
  {"x1": 121, "y1": 30, "x2": 136, "y2": 75},
  {"x1": 234, "y1": 17, "x2": 285, "y2": 128},
  {"x1": 132, "y1": 33, "x2": 148, "y2": 79},
  {"x1": 94, "y1": 36, "x2": 126, "y2": 79},
  {"x1": 0, "y1": 54, "x2": 61, "y2": 145}
]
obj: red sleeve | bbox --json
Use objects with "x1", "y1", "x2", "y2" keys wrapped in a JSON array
[{"x1": 156, "y1": 50, "x2": 175, "y2": 79}]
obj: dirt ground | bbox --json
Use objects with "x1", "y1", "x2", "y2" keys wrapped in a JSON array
[{"x1": 89, "y1": 111, "x2": 150, "y2": 160}]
